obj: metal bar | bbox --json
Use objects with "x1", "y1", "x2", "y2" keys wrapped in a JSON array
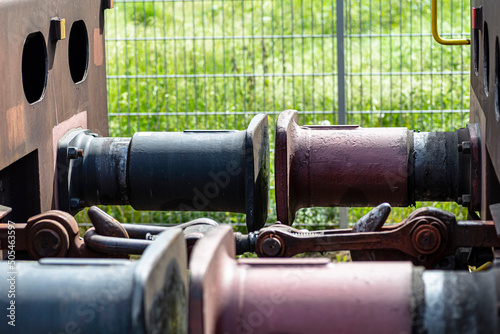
[
  {"x1": 108, "y1": 109, "x2": 470, "y2": 117},
  {"x1": 290, "y1": 0, "x2": 295, "y2": 113},
  {"x1": 105, "y1": 32, "x2": 469, "y2": 42},
  {"x1": 84, "y1": 229, "x2": 151, "y2": 254},
  {"x1": 115, "y1": 0, "x2": 264, "y2": 2},
  {"x1": 107, "y1": 71, "x2": 468, "y2": 80},
  {"x1": 431, "y1": 0, "x2": 470, "y2": 45},
  {"x1": 336, "y1": 0, "x2": 345, "y2": 125}
]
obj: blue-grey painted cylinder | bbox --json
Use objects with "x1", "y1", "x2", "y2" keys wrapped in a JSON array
[
  {"x1": 57, "y1": 114, "x2": 269, "y2": 231},
  {"x1": 416, "y1": 269, "x2": 498, "y2": 334},
  {"x1": 0, "y1": 229, "x2": 188, "y2": 333}
]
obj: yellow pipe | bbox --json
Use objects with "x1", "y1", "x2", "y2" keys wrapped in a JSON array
[
  {"x1": 431, "y1": 0, "x2": 470, "y2": 45},
  {"x1": 472, "y1": 261, "x2": 492, "y2": 272}
]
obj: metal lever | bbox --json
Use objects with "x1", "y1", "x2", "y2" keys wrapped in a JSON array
[
  {"x1": 431, "y1": 0, "x2": 470, "y2": 45},
  {"x1": 251, "y1": 205, "x2": 500, "y2": 268}
]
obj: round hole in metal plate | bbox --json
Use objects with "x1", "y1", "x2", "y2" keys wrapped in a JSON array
[
  {"x1": 68, "y1": 20, "x2": 89, "y2": 84},
  {"x1": 22, "y1": 32, "x2": 48, "y2": 104}
]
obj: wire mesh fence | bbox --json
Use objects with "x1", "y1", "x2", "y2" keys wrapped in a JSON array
[{"x1": 84, "y1": 0, "x2": 471, "y2": 229}]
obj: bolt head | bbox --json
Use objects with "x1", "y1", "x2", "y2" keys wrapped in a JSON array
[
  {"x1": 412, "y1": 224, "x2": 441, "y2": 255},
  {"x1": 261, "y1": 237, "x2": 282, "y2": 257},
  {"x1": 461, "y1": 141, "x2": 471, "y2": 154},
  {"x1": 68, "y1": 147, "x2": 78, "y2": 159},
  {"x1": 33, "y1": 229, "x2": 61, "y2": 257}
]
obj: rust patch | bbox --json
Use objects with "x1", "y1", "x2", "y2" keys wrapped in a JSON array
[
  {"x1": 93, "y1": 28, "x2": 104, "y2": 66},
  {"x1": 6, "y1": 105, "x2": 25, "y2": 150},
  {"x1": 52, "y1": 111, "x2": 88, "y2": 208}
]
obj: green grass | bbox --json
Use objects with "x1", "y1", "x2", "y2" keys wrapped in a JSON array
[{"x1": 82, "y1": 0, "x2": 472, "y2": 230}]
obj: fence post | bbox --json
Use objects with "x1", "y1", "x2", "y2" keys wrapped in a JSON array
[
  {"x1": 336, "y1": 0, "x2": 346, "y2": 125},
  {"x1": 336, "y1": 0, "x2": 349, "y2": 229}
]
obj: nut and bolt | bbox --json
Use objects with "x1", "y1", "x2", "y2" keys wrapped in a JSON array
[
  {"x1": 412, "y1": 225, "x2": 441, "y2": 255},
  {"x1": 33, "y1": 229, "x2": 62, "y2": 257},
  {"x1": 68, "y1": 147, "x2": 84, "y2": 159},
  {"x1": 457, "y1": 141, "x2": 471, "y2": 154},
  {"x1": 261, "y1": 237, "x2": 282, "y2": 257}
]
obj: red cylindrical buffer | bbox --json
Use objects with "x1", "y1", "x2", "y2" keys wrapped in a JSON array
[
  {"x1": 189, "y1": 226, "x2": 500, "y2": 334},
  {"x1": 189, "y1": 226, "x2": 414, "y2": 334},
  {"x1": 275, "y1": 110, "x2": 474, "y2": 225},
  {"x1": 276, "y1": 110, "x2": 412, "y2": 225}
]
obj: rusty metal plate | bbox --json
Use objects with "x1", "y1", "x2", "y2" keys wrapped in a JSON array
[
  {"x1": 0, "y1": 0, "x2": 109, "y2": 220},
  {"x1": 470, "y1": 0, "x2": 500, "y2": 202}
]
